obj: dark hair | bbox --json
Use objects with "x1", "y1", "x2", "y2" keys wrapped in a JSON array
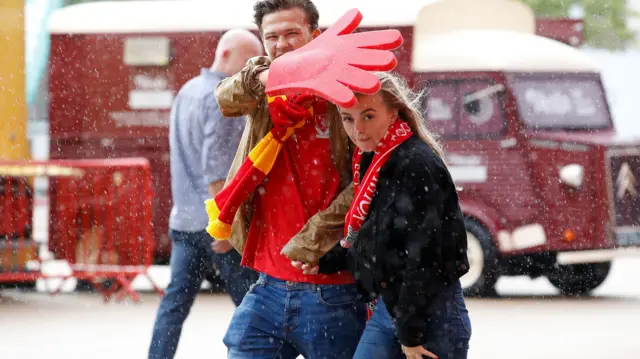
[{"x1": 253, "y1": 0, "x2": 320, "y2": 31}]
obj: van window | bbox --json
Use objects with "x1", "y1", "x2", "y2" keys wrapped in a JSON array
[
  {"x1": 510, "y1": 75, "x2": 611, "y2": 130},
  {"x1": 458, "y1": 81, "x2": 506, "y2": 138},
  {"x1": 424, "y1": 82, "x2": 458, "y2": 138},
  {"x1": 423, "y1": 80, "x2": 506, "y2": 139}
]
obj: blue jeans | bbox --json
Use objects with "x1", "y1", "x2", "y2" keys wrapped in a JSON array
[
  {"x1": 353, "y1": 280, "x2": 472, "y2": 359},
  {"x1": 223, "y1": 273, "x2": 367, "y2": 359},
  {"x1": 148, "y1": 229, "x2": 259, "y2": 359}
]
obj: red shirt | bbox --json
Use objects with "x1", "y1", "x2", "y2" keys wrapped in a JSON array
[{"x1": 241, "y1": 100, "x2": 354, "y2": 285}]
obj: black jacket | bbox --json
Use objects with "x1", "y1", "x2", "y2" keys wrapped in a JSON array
[{"x1": 320, "y1": 135, "x2": 469, "y2": 347}]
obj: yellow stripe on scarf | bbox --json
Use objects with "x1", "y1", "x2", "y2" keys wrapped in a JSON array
[
  {"x1": 205, "y1": 197, "x2": 221, "y2": 219},
  {"x1": 249, "y1": 96, "x2": 312, "y2": 173},
  {"x1": 267, "y1": 95, "x2": 287, "y2": 104},
  {"x1": 205, "y1": 200, "x2": 232, "y2": 240},
  {"x1": 248, "y1": 132, "x2": 279, "y2": 174}
]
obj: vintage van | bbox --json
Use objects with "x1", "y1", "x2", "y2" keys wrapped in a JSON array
[{"x1": 47, "y1": 0, "x2": 639, "y2": 295}]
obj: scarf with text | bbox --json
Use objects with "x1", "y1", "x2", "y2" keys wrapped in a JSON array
[{"x1": 341, "y1": 119, "x2": 413, "y2": 248}]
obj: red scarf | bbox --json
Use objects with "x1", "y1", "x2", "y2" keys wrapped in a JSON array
[
  {"x1": 341, "y1": 120, "x2": 413, "y2": 248},
  {"x1": 206, "y1": 95, "x2": 313, "y2": 240}
]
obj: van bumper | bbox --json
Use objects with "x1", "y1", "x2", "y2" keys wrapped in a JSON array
[{"x1": 556, "y1": 246, "x2": 640, "y2": 265}]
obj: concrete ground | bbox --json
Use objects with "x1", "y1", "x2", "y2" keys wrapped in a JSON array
[{"x1": 2, "y1": 258, "x2": 640, "y2": 359}]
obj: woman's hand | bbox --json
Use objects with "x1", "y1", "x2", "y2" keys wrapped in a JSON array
[
  {"x1": 291, "y1": 261, "x2": 319, "y2": 275},
  {"x1": 401, "y1": 345, "x2": 438, "y2": 359}
]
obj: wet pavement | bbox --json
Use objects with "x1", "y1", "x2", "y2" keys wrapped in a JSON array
[{"x1": 2, "y1": 258, "x2": 640, "y2": 359}]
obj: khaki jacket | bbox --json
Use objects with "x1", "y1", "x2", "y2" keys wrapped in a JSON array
[{"x1": 215, "y1": 56, "x2": 354, "y2": 265}]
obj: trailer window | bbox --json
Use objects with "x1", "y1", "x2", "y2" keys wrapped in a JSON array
[{"x1": 124, "y1": 37, "x2": 171, "y2": 66}]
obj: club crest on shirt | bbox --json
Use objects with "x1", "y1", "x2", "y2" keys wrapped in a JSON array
[{"x1": 315, "y1": 114, "x2": 330, "y2": 139}]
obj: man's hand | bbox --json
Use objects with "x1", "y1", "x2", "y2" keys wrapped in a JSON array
[
  {"x1": 211, "y1": 239, "x2": 233, "y2": 254},
  {"x1": 401, "y1": 345, "x2": 438, "y2": 359},
  {"x1": 291, "y1": 261, "x2": 319, "y2": 275}
]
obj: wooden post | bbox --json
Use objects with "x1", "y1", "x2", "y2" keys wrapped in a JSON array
[{"x1": 0, "y1": 0, "x2": 29, "y2": 161}]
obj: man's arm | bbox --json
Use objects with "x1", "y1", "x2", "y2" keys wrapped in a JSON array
[
  {"x1": 280, "y1": 182, "x2": 354, "y2": 265},
  {"x1": 215, "y1": 56, "x2": 271, "y2": 118},
  {"x1": 281, "y1": 108, "x2": 354, "y2": 266}
]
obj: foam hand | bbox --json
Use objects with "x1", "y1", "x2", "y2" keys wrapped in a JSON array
[{"x1": 265, "y1": 8, "x2": 403, "y2": 108}]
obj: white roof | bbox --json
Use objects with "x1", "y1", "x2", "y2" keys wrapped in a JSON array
[
  {"x1": 411, "y1": 29, "x2": 599, "y2": 73},
  {"x1": 48, "y1": 0, "x2": 438, "y2": 34},
  {"x1": 414, "y1": 0, "x2": 536, "y2": 37},
  {"x1": 48, "y1": 0, "x2": 599, "y2": 73},
  {"x1": 410, "y1": 0, "x2": 597, "y2": 72}
]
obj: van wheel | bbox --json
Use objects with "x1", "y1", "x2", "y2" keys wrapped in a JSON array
[
  {"x1": 461, "y1": 218, "x2": 500, "y2": 297},
  {"x1": 547, "y1": 262, "x2": 611, "y2": 296}
]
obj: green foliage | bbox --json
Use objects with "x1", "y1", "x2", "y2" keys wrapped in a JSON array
[{"x1": 520, "y1": 0, "x2": 636, "y2": 50}]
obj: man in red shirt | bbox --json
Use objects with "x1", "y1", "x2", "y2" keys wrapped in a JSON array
[{"x1": 214, "y1": 1, "x2": 364, "y2": 358}]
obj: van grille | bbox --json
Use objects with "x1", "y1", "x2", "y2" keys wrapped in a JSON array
[{"x1": 607, "y1": 149, "x2": 640, "y2": 246}]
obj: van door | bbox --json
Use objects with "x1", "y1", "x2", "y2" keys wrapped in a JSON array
[{"x1": 423, "y1": 78, "x2": 543, "y2": 252}]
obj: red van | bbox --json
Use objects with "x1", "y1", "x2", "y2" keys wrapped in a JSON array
[{"x1": 47, "y1": 0, "x2": 639, "y2": 295}]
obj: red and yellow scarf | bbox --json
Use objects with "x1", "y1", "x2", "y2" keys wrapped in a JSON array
[
  {"x1": 341, "y1": 119, "x2": 413, "y2": 248},
  {"x1": 205, "y1": 95, "x2": 314, "y2": 240}
]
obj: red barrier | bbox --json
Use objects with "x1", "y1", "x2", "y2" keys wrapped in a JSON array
[
  {"x1": 0, "y1": 158, "x2": 163, "y2": 302},
  {"x1": 0, "y1": 174, "x2": 38, "y2": 285}
]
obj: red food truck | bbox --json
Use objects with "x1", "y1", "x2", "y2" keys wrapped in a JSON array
[{"x1": 47, "y1": 0, "x2": 640, "y2": 296}]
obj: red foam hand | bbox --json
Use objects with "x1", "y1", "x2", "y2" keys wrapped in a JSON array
[{"x1": 265, "y1": 8, "x2": 404, "y2": 108}]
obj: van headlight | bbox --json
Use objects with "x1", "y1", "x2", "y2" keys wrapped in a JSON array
[{"x1": 559, "y1": 164, "x2": 584, "y2": 188}]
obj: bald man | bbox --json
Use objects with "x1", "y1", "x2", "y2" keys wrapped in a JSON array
[{"x1": 148, "y1": 29, "x2": 263, "y2": 359}]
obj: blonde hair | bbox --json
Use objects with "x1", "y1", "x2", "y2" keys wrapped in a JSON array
[{"x1": 373, "y1": 72, "x2": 446, "y2": 161}]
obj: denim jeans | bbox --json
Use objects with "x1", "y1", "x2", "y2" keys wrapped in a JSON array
[
  {"x1": 148, "y1": 229, "x2": 259, "y2": 359},
  {"x1": 223, "y1": 273, "x2": 367, "y2": 359},
  {"x1": 353, "y1": 280, "x2": 472, "y2": 359}
]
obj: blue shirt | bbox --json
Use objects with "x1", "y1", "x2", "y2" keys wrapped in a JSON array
[{"x1": 169, "y1": 69, "x2": 245, "y2": 232}]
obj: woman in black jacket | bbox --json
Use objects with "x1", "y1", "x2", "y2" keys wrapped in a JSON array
[{"x1": 293, "y1": 72, "x2": 472, "y2": 359}]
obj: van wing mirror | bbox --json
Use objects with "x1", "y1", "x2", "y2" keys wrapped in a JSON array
[
  {"x1": 463, "y1": 84, "x2": 506, "y2": 104},
  {"x1": 463, "y1": 84, "x2": 506, "y2": 116}
]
